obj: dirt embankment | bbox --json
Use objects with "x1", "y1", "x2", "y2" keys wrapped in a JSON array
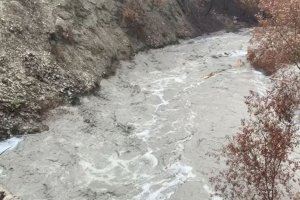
[{"x1": 0, "y1": 0, "x2": 251, "y2": 139}]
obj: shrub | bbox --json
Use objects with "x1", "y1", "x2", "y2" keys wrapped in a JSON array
[
  {"x1": 248, "y1": 0, "x2": 300, "y2": 74},
  {"x1": 121, "y1": 0, "x2": 146, "y2": 39},
  {"x1": 122, "y1": 6, "x2": 140, "y2": 25},
  {"x1": 210, "y1": 72, "x2": 300, "y2": 200}
]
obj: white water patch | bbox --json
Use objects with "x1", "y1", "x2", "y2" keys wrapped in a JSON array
[
  {"x1": 80, "y1": 148, "x2": 159, "y2": 185},
  {"x1": 134, "y1": 72, "x2": 188, "y2": 141},
  {"x1": 0, "y1": 137, "x2": 22, "y2": 155},
  {"x1": 131, "y1": 68, "x2": 196, "y2": 199},
  {"x1": 142, "y1": 149, "x2": 159, "y2": 168},
  {"x1": 133, "y1": 106, "x2": 196, "y2": 199},
  {"x1": 229, "y1": 50, "x2": 247, "y2": 58},
  {"x1": 146, "y1": 75, "x2": 187, "y2": 112},
  {"x1": 135, "y1": 162, "x2": 195, "y2": 200},
  {"x1": 136, "y1": 130, "x2": 151, "y2": 142}
]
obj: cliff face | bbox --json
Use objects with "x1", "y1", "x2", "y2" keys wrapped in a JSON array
[{"x1": 0, "y1": 0, "x2": 247, "y2": 139}]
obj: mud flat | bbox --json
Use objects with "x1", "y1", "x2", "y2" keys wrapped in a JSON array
[{"x1": 0, "y1": 29, "x2": 268, "y2": 200}]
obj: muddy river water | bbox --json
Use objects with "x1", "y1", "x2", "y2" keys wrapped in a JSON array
[{"x1": 0, "y1": 29, "x2": 268, "y2": 200}]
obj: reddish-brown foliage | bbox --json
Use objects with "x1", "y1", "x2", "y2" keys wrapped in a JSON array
[
  {"x1": 248, "y1": 0, "x2": 300, "y2": 74},
  {"x1": 210, "y1": 72, "x2": 300, "y2": 200},
  {"x1": 121, "y1": 0, "x2": 145, "y2": 26},
  {"x1": 121, "y1": 0, "x2": 166, "y2": 27},
  {"x1": 120, "y1": 0, "x2": 170, "y2": 41}
]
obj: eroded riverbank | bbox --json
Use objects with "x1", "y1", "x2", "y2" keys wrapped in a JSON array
[{"x1": 0, "y1": 29, "x2": 268, "y2": 200}]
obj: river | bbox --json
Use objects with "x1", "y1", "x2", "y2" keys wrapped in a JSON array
[{"x1": 0, "y1": 29, "x2": 268, "y2": 200}]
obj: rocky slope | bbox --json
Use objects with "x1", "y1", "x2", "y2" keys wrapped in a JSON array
[{"x1": 0, "y1": 0, "x2": 250, "y2": 139}]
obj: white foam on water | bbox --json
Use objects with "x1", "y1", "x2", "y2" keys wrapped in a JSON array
[
  {"x1": 80, "y1": 148, "x2": 159, "y2": 186},
  {"x1": 134, "y1": 162, "x2": 195, "y2": 200},
  {"x1": 136, "y1": 130, "x2": 151, "y2": 142},
  {"x1": 149, "y1": 75, "x2": 187, "y2": 112},
  {"x1": 136, "y1": 72, "x2": 189, "y2": 142},
  {"x1": 229, "y1": 50, "x2": 247, "y2": 58},
  {"x1": 133, "y1": 101, "x2": 197, "y2": 199},
  {"x1": 134, "y1": 113, "x2": 159, "y2": 142},
  {"x1": 131, "y1": 83, "x2": 197, "y2": 198},
  {"x1": 183, "y1": 81, "x2": 205, "y2": 92},
  {"x1": 142, "y1": 148, "x2": 159, "y2": 168},
  {"x1": 0, "y1": 137, "x2": 22, "y2": 155}
]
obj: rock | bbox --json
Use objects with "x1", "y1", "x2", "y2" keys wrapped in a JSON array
[
  {"x1": 233, "y1": 59, "x2": 246, "y2": 67},
  {"x1": 0, "y1": 186, "x2": 19, "y2": 200},
  {"x1": 294, "y1": 193, "x2": 300, "y2": 200}
]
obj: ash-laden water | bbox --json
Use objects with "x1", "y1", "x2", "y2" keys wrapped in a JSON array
[{"x1": 0, "y1": 29, "x2": 268, "y2": 200}]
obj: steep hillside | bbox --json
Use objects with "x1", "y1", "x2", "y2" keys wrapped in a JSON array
[{"x1": 0, "y1": 0, "x2": 249, "y2": 139}]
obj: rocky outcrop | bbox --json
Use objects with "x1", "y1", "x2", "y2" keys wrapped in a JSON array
[{"x1": 0, "y1": 0, "x2": 249, "y2": 139}]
